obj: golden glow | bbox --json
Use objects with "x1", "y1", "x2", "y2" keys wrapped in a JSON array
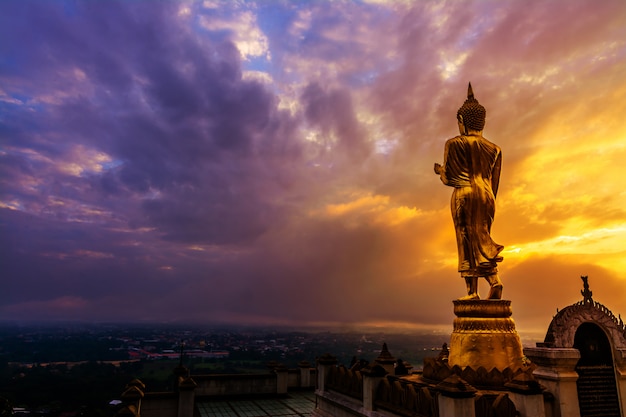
[
  {"x1": 503, "y1": 223, "x2": 626, "y2": 265},
  {"x1": 325, "y1": 194, "x2": 389, "y2": 216},
  {"x1": 323, "y1": 193, "x2": 421, "y2": 226}
]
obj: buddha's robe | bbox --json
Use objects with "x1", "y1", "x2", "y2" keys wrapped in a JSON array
[{"x1": 438, "y1": 134, "x2": 503, "y2": 277}]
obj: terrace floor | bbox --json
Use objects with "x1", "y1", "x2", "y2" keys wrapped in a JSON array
[{"x1": 196, "y1": 390, "x2": 316, "y2": 417}]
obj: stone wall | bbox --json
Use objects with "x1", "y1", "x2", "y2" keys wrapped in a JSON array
[
  {"x1": 117, "y1": 365, "x2": 317, "y2": 417},
  {"x1": 192, "y1": 368, "x2": 316, "y2": 397}
]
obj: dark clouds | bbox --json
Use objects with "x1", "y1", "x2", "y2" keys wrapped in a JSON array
[
  {"x1": 302, "y1": 82, "x2": 371, "y2": 161},
  {"x1": 1, "y1": 1, "x2": 304, "y2": 246},
  {"x1": 0, "y1": 1, "x2": 307, "y2": 318}
]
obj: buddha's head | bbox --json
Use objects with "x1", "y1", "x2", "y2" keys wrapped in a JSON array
[{"x1": 457, "y1": 83, "x2": 486, "y2": 134}]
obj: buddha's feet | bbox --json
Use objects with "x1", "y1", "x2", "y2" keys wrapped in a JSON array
[
  {"x1": 487, "y1": 284, "x2": 503, "y2": 299},
  {"x1": 485, "y1": 273, "x2": 503, "y2": 300},
  {"x1": 458, "y1": 293, "x2": 480, "y2": 301}
]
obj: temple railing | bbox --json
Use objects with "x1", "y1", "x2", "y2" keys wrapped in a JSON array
[
  {"x1": 315, "y1": 351, "x2": 531, "y2": 417},
  {"x1": 374, "y1": 376, "x2": 437, "y2": 417},
  {"x1": 325, "y1": 365, "x2": 363, "y2": 400},
  {"x1": 373, "y1": 375, "x2": 518, "y2": 417}
]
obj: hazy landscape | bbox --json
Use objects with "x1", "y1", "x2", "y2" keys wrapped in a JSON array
[{"x1": 0, "y1": 321, "x2": 455, "y2": 416}]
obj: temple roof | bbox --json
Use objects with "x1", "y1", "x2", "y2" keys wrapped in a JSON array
[{"x1": 541, "y1": 276, "x2": 626, "y2": 349}]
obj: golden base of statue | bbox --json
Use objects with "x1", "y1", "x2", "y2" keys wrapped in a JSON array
[{"x1": 448, "y1": 300, "x2": 524, "y2": 371}]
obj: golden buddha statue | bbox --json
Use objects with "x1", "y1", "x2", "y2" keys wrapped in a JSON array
[{"x1": 434, "y1": 83, "x2": 504, "y2": 300}]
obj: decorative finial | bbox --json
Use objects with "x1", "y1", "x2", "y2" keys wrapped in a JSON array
[
  {"x1": 381, "y1": 342, "x2": 390, "y2": 356},
  {"x1": 376, "y1": 342, "x2": 395, "y2": 361},
  {"x1": 580, "y1": 275, "x2": 593, "y2": 303},
  {"x1": 467, "y1": 82, "x2": 475, "y2": 100}
]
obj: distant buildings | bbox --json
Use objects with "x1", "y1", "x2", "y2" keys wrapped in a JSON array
[{"x1": 127, "y1": 348, "x2": 229, "y2": 360}]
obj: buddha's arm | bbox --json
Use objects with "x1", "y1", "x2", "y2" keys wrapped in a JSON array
[
  {"x1": 491, "y1": 151, "x2": 502, "y2": 198},
  {"x1": 435, "y1": 142, "x2": 449, "y2": 185}
]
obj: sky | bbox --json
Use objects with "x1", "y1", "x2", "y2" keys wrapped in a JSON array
[{"x1": 1, "y1": 0, "x2": 626, "y2": 336}]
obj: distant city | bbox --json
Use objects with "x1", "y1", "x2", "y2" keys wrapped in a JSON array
[
  {"x1": 0, "y1": 321, "x2": 454, "y2": 367},
  {"x1": 0, "y1": 321, "x2": 547, "y2": 417},
  {"x1": 0, "y1": 321, "x2": 455, "y2": 417}
]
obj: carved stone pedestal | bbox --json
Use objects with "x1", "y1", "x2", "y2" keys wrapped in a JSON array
[{"x1": 449, "y1": 300, "x2": 525, "y2": 371}]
